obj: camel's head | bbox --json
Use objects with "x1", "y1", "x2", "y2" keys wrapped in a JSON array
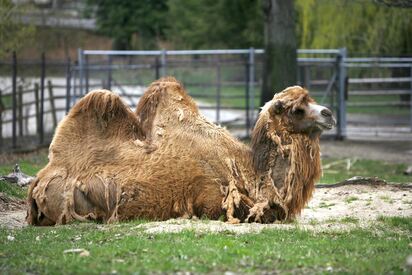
[{"x1": 263, "y1": 86, "x2": 336, "y2": 137}]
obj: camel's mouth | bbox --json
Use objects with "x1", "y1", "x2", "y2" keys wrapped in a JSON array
[{"x1": 315, "y1": 121, "x2": 335, "y2": 130}]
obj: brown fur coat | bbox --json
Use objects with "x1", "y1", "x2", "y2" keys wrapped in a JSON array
[{"x1": 27, "y1": 77, "x2": 325, "y2": 225}]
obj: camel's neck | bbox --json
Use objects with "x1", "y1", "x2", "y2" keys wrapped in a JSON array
[{"x1": 249, "y1": 117, "x2": 322, "y2": 220}]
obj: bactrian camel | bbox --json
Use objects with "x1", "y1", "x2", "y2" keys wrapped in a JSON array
[{"x1": 27, "y1": 77, "x2": 336, "y2": 225}]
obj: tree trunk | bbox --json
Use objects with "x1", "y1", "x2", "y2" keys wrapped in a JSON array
[{"x1": 261, "y1": 0, "x2": 297, "y2": 105}]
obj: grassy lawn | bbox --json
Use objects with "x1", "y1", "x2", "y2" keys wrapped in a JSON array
[
  {"x1": 321, "y1": 158, "x2": 411, "y2": 184},
  {"x1": 0, "y1": 217, "x2": 411, "y2": 274},
  {"x1": 0, "y1": 150, "x2": 410, "y2": 273},
  {"x1": 0, "y1": 150, "x2": 48, "y2": 199},
  {"x1": 188, "y1": 85, "x2": 261, "y2": 109}
]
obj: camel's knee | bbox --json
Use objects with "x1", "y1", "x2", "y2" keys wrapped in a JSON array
[
  {"x1": 27, "y1": 178, "x2": 57, "y2": 226},
  {"x1": 26, "y1": 176, "x2": 66, "y2": 226},
  {"x1": 73, "y1": 177, "x2": 119, "y2": 222}
]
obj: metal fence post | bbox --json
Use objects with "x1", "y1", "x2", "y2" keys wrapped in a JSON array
[
  {"x1": 0, "y1": 89, "x2": 3, "y2": 148},
  {"x1": 66, "y1": 57, "x2": 71, "y2": 113},
  {"x1": 245, "y1": 54, "x2": 251, "y2": 137},
  {"x1": 216, "y1": 57, "x2": 221, "y2": 124},
  {"x1": 18, "y1": 85, "x2": 23, "y2": 137},
  {"x1": 47, "y1": 80, "x2": 57, "y2": 129},
  {"x1": 12, "y1": 52, "x2": 17, "y2": 148},
  {"x1": 108, "y1": 55, "x2": 112, "y2": 90},
  {"x1": 85, "y1": 54, "x2": 89, "y2": 93},
  {"x1": 155, "y1": 57, "x2": 160, "y2": 79},
  {"x1": 73, "y1": 61, "x2": 78, "y2": 103},
  {"x1": 39, "y1": 52, "x2": 46, "y2": 145},
  {"x1": 78, "y1": 48, "x2": 84, "y2": 95},
  {"x1": 410, "y1": 65, "x2": 412, "y2": 132},
  {"x1": 34, "y1": 83, "x2": 40, "y2": 135},
  {"x1": 337, "y1": 48, "x2": 347, "y2": 140},
  {"x1": 160, "y1": 49, "x2": 167, "y2": 77},
  {"x1": 248, "y1": 47, "x2": 255, "y2": 132}
]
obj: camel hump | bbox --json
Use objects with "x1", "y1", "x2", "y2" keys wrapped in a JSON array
[
  {"x1": 135, "y1": 76, "x2": 198, "y2": 140},
  {"x1": 70, "y1": 89, "x2": 131, "y2": 121},
  {"x1": 72, "y1": 89, "x2": 140, "y2": 137},
  {"x1": 46, "y1": 89, "x2": 141, "y2": 166}
]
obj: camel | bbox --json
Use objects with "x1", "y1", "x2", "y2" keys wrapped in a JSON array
[{"x1": 27, "y1": 77, "x2": 336, "y2": 225}]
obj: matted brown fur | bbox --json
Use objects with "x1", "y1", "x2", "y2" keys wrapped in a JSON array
[{"x1": 27, "y1": 78, "x2": 329, "y2": 226}]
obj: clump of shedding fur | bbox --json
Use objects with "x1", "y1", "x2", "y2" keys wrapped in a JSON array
[{"x1": 27, "y1": 77, "x2": 328, "y2": 226}]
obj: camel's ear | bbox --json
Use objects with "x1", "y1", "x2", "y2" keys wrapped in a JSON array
[{"x1": 269, "y1": 100, "x2": 284, "y2": 116}]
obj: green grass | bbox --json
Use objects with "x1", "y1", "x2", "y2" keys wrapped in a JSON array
[
  {"x1": 0, "y1": 220, "x2": 411, "y2": 274},
  {"x1": 318, "y1": 202, "x2": 335, "y2": 208},
  {"x1": 0, "y1": 151, "x2": 411, "y2": 273},
  {"x1": 0, "y1": 150, "x2": 48, "y2": 199},
  {"x1": 0, "y1": 94, "x2": 12, "y2": 109},
  {"x1": 345, "y1": 196, "x2": 359, "y2": 204},
  {"x1": 377, "y1": 216, "x2": 412, "y2": 232},
  {"x1": 321, "y1": 158, "x2": 411, "y2": 184},
  {"x1": 189, "y1": 85, "x2": 261, "y2": 109},
  {"x1": 347, "y1": 95, "x2": 411, "y2": 115},
  {"x1": 311, "y1": 93, "x2": 410, "y2": 116},
  {"x1": 0, "y1": 181, "x2": 27, "y2": 199},
  {"x1": 340, "y1": 217, "x2": 359, "y2": 224},
  {"x1": 379, "y1": 196, "x2": 394, "y2": 204}
]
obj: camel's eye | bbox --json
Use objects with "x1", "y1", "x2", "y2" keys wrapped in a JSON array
[{"x1": 293, "y1": 108, "x2": 305, "y2": 117}]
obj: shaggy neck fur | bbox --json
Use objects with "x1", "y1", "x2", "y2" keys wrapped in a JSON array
[{"x1": 250, "y1": 111, "x2": 321, "y2": 220}]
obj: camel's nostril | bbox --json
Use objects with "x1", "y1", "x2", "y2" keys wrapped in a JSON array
[{"x1": 321, "y1": 108, "x2": 332, "y2": 118}]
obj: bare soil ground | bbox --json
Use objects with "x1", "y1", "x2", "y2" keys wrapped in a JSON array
[
  {"x1": 1, "y1": 183, "x2": 410, "y2": 232},
  {"x1": 0, "y1": 193, "x2": 26, "y2": 229},
  {"x1": 134, "y1": 183, "x2": 412, "y2": 234}
]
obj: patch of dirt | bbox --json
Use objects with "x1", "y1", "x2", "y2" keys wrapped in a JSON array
[
  {"x1": 2, "y1": 183, "x2": 410, "y2": 233},
  {"x1": 0, "y1": 193, "x2": 27, "y2": 229},
  {"x1": 133, "y1": 183, "x2": 412, "y2": 234},
  {"x1": 0, "y1": 193, "x2": 25, "y2": 212},
  {"x1": 301, "y1": 183, "x2": 411, "y2": 222}
]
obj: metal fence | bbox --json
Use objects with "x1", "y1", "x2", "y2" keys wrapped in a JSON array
[
  {"x1": 344, "y1": 57, "x2": 412, "y2": 139},
  {"x1": 0, "y1": 53, "x2": 70, "y2": 150},
  {"x1": 74, "y1": 48, "x2": 263, "y2": 137},
  {"x1": 1, "y1": 48, "x2": 411, "y2": 151},
  {"x1": 73, "y1": 48, "x2": 347, "y2": 138}
]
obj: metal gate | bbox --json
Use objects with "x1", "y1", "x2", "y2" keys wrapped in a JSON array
[{"x1": 344, "y1": 57, "x2": 412, "y2": 140}]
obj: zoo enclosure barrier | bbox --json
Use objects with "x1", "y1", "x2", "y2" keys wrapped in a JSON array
[
  {"x1": 0, "y1": 52, "x2": 70, "y2": 151},
  {"x1": 73, "y1": 48, "x2": 347, "y2": 139},
  {"x1": 2, "y1": 48, "x2": 412, "y2": 151},
  {"x1": 343, "y1": 57, "x2": 412, "y2": 139}
]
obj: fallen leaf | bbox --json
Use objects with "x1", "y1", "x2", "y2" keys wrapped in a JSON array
[
  {"x1": 63, "y1": 248, "x2": 90, "y2": 257},
  {"x1": 79, "y1": 250, "x2": 90, "y2": 257}
]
